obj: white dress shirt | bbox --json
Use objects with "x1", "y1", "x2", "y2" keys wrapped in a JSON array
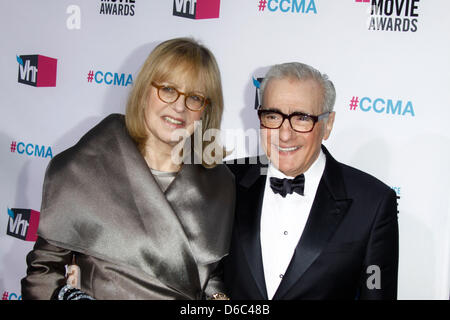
[{"x1": 260, "y1": 150, "x2": 326, "y2": 299}]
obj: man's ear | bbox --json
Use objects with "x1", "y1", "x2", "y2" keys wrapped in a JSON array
[{"x1": 323, "y1": 111, "x2": 335, "y2": 140}]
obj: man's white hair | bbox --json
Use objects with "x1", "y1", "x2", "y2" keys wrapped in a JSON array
[{"x1": 260, "y1": 62, "x2": 336, "y2": 113}]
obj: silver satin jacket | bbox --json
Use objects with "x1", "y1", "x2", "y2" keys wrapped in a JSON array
[{"x1": 21, "y1": 114, "x2": 235, "y2": 300}]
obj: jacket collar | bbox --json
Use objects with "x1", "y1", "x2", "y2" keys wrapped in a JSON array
[
  {"x1": 39, "y1": 114, "x2": 232, "y2": 299},
  {"x1": 117, "y1": 124, "x2": 202, "y2": 297}
]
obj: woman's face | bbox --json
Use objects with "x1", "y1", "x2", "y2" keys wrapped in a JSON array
[{"x1": 144, "y1": 73, "x2": 205, "y2": 150}]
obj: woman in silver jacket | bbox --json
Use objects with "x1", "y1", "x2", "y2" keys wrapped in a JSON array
[{"x1": 21, "y1": 38, "x2": 235, "y2": 300}]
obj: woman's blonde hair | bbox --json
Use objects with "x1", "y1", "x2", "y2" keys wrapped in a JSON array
[{"x1": 125, "y1": 38, "x2": 225, "y2": 168}]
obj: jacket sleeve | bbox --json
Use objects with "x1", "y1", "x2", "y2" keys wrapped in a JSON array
[
  {"x1": 21, "y1": 237, "x2": 72, "y2": 300},
  {"x1": 203, "y1": 259, "x2": 229, "y2": 299},
  {"x1": 359, "y1": 189, "x2": 399, "y2": 299}
]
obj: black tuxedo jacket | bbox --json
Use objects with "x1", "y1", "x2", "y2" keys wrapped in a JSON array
[{"x1": 224, "y1": 146, "x2": 398, "y2": 300}]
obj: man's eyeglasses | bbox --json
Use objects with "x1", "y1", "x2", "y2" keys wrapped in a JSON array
[
  {"x1": 257, "y1": 107, "x2": 330, "y2": 133},
  {"x1": 151, "y1": 82, "x2": 209, "y2": 112}
]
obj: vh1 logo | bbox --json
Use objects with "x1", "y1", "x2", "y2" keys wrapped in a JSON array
[
  {"x1": 173, "y1": 0, "x2": 220, "y2": 19},
  {"x1": 17, "y1": 54, "x2": 57, "y2": 87},
  {"x1": 6, "y1": 208, "x2": 40, "y2": 242}
]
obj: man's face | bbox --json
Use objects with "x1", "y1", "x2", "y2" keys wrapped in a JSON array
[{"x1": 260, "y1": 77, "x2": 335, "y2": 177}]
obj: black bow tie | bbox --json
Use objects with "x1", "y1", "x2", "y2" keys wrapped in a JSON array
[{"x1": 269, "y1": 174, "x2": 305, "y2": 198}]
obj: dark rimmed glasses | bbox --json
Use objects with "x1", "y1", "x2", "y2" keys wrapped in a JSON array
[
  {"x1": 257, "y1": 107, "x2": 330, "y2": 133},
  {"x1": 151, "y1": 82, "x2": 209, "y2": 112}
]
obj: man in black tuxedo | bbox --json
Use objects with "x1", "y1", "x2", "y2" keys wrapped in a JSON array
[{"x1": 224, "y1": 62, "x2": 398, "y2": 300}]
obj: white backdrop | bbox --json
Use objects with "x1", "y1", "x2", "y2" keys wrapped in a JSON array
[{"x1": 1, "y1": 0, "x2": 449, "y2": 300}]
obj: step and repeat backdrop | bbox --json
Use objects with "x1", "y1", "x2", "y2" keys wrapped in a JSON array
[{"x1": 1, "y1": 0, "x2": 449, "y2": 300}]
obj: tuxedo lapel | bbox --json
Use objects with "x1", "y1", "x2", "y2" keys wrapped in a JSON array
[
  {"x1": 272, "y1": 146, "x2": 352, "y2": 300},
  {"x1": 236, "y1": 161, "x2": 269, "y2": 300}
]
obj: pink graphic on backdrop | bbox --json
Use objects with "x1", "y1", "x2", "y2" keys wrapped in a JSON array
[
  {"x1": 36, "y1": 55, "x2": 57, "y2": 87},
  {"x1": 25, "y1": 209, "x2": 40, "y2": 241},
  {"x1": 195, "y1": 0, "x2": 220, "y2": 19}
]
